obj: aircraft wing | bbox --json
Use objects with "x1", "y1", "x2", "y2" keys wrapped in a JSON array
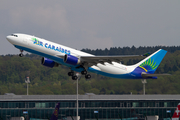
[
  {"x1": 81, "y1": 55, "x2": 144, "y2": 65},
  {"x1": 56, "y1": 53, "x2": 148, "y2": 66}
]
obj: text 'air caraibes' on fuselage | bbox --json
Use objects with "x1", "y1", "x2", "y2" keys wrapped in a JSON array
[
  {"x1": 32, "y1": 37, "x2": 71, "y2": 55},
  {"x1": 6, "y1": 33, "x2": 168, "y2": 80}
]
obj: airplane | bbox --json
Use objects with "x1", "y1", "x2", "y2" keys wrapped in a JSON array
[
  {"x1": 50, "y1": 102, "x2": 60, "y2": 120},
  {"x1": 6, "y1": 33, "x2": 168, "y2": 80},
  {"x1": 172, "y1": 103, "x2": 180, "y2": 120}
]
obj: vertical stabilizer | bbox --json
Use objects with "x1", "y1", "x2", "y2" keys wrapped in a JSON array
[
  {"x1": 133, "y1": 49, "x2": 167, "y2": 74},
  {"x1": 172, "y1": 103, "x2": 180, "y2": 120},
  {"x1": 50, "y1": 103, "x2": 60, "y2": 120}
]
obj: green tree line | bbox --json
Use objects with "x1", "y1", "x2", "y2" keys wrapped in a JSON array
[
  {"x1": 82, "y1": 45, "x2": 180, "y2": 55},
  {"x1": 0, "y1": 46, "x2": 180, "y2": 95}
]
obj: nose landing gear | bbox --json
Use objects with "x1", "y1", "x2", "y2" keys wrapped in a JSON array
[{"x1": 19, "y1": 49, "x2": 24, "y2": 57}]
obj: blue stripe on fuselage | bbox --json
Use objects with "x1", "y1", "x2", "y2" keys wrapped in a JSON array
[
  {"x1": 15, "y1": 45, "x2": 64, "y2": 63},
  {"x1": 14, "y1": 45, "x2": 157, "y2": 79},
  {"x1": 14, "y1": 45, "x2": 83, "y2": 72},
  {"x1": 89, "y1": 67, "x2": 157, "y2": 79}
]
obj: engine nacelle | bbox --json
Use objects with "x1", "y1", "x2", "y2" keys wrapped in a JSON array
[
  {"x1": 41, "y1": 57, "x2": 59, "y2": 68},
  {"x1": 64, "y1": 54, "x2": 81, "y2": 65}
]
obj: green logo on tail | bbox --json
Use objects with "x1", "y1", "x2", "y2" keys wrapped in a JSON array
[{"x1": 139, "y1": 58, "x2": 158, "y2": 72}]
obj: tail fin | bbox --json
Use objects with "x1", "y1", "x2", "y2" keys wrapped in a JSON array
[
  {"x1": 50, "y1": 103, "x2": 60, "y2": 120},
  {"x1": 133, "y1": 49, "x2": 167, "y2": 74},
  {"x1": 172, "y1": 103, "x2": 180, "y2": 120}
]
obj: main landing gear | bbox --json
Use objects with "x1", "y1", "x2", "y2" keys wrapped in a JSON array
[
  {"x1": 19, "y1": 49, "x2": 24, "y2": 57},
  {"x1": 68, "y1": 71, "x2": 78, "y2": 80},
  {"x1": 68, "y1": 71, "x2": 77, "y2": 80},
  {"x1": 68, "y1": 70, "x2": 91, "y2": 80},
  {"x1": 81, "y1": 66, "x2": 91, "y2": 79}
]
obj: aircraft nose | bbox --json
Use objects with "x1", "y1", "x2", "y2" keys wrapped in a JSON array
[
  {"x1": 6, "y1": 35, "x2": 11, "y2": 41},
  {"x1": 6, "y1": 35, "x2": 15, "y2": 44}
]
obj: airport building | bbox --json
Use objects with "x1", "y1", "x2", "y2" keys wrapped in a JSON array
[{"x1": 0, "y1": 94, "x2": 179, "y2": 120}]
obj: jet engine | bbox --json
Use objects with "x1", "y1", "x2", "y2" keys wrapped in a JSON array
[
  {"x1": 41, "y1": 57, "x2": 59, "y2": 68},
  {"x1": 64, "y1": 54, "x2": 81, "y2": 65}
]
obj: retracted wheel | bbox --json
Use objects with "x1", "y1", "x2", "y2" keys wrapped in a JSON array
[{"x1": 85, "y1": 74, "x2": 91, "y2": 79}]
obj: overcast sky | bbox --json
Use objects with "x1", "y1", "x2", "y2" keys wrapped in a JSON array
[{"x1": 0, "y1": 0, "x2": 180, "y2": 55}]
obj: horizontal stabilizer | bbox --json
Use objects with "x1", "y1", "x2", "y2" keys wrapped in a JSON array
[
  {"x1": 143, "y1": 52, "x2": 151, "y2": 57},
  {"x1": 141, "y1": 72, "x2": 170, "y2": 78}
]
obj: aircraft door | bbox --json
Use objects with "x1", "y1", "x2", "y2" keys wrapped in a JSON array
[
  {"x1": 23, "y1": 38, "x2": 27, "y2": 43},
  {"x1": 23, "y1": 37, "x2": 29, "y2": 45}
]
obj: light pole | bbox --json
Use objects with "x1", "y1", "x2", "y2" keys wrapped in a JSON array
[
  {"x1": 25, "y1": 77, "x2": 30, "y2": 95},
  {"x1": 141, "y1": 79, "x2": 147, "y2": 95},
  {"x1": 76, "y1": 73, "x2": 81, "y2": 120}
]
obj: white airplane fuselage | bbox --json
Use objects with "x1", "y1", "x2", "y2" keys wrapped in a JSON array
[{"x1": 6, "y1": 33, "x2": 167, "y2": 79}]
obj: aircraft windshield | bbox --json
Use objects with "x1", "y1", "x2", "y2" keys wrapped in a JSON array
[{"x1": 11, "y1": 34, "x2": 18, "y2": 37}]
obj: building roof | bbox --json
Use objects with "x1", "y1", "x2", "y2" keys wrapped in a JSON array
[{"x1": 0, "y1": 95, "x2": 180, "y2": 101}]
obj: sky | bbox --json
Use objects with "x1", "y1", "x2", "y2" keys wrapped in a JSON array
[{"x1": 0, "y1": 0, "x2": 180, "y2": 55}]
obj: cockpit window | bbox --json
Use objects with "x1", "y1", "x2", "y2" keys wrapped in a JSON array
[{"x1": 11, "y1": 34, "x2": 18, "y2": 37}]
